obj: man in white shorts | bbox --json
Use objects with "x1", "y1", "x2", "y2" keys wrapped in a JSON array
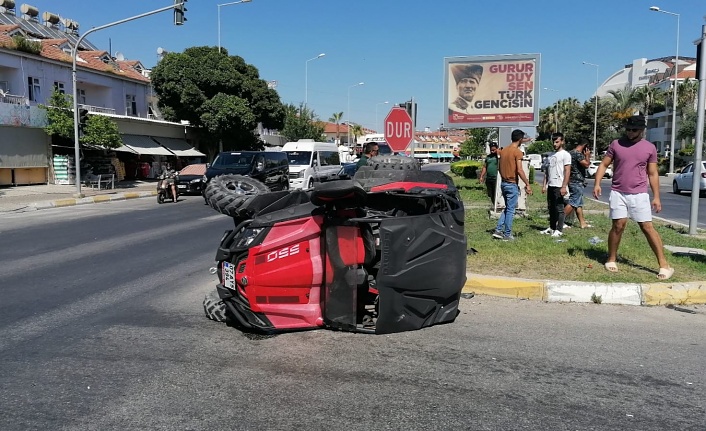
[{"x1": 592, "y1": 115, "x2": 673, "y2": 280}]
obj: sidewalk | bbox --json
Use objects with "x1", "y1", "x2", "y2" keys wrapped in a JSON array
[
  {"x1": 462, "y1": 272, "x2": 706, "y2": 307},
  {"x1": 0, "y1": 180, "x2": 158, "y2": 212}
]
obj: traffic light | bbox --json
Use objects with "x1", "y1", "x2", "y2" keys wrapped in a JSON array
[
  {"x1": 398, "y1": 101, "x2": 417, "y2": 125},
  {"x1": 78, "y1": 108, "x2": 89, "y2": 129},
  {"x1": 174, "y1": 0, "x2": 187, "y2": 25}
]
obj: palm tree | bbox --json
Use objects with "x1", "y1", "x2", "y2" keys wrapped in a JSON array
[
  {"x1": 677, "y1": 78, "x2": 698, "y2": 114},
  {"x1": 329, "y1": 112, "x2": 343, "y2": 143},
  {"x1": 633, "y1": 85, "x2": 664, "y2": 123},
  {"x1": 607, "y1": 85, "x2": 639, "y2": 120},
  {"x1": 555, "y1": 97, "x2": 580, "y2": 131},
  {"x1": 351, "y1": 124, "x2": 364, "y2": 146}
]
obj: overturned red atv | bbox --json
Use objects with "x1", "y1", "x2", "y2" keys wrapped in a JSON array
[{"x1": 202, "y1": 156, "x2": 467, "y2": 334}]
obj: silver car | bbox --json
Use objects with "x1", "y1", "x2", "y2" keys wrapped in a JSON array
[{"x1": 672, "y1": 161, "x2": 706, "y2": 195}]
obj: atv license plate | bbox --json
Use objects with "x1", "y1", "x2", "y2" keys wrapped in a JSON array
[{"x1": 223, "y1": 262, "x2": 236, "y2": 290}]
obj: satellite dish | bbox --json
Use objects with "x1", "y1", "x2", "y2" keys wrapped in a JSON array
[{"x1": 114, "y1": 51, "x2": 125, "y2": 61}]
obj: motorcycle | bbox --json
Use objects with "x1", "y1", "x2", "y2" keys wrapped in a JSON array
[{"x1": 157, "y1": 173, "x2": 179, "y2": 204}]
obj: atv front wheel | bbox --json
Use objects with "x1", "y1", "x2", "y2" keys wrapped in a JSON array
[
  {"x1": 203, "y1": 175, "x2": 270, "y2": 218},
  {"x1": 203, "y1": 289, "x2": 227, "y2": 322}
]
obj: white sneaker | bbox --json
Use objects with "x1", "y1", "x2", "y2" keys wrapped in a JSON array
[
  {"x1": 551, "y1": 230, "x2": 563, "y2": 237},
  {"x1": 540, "y1": 227, "x2": 552, "y2": 235}
]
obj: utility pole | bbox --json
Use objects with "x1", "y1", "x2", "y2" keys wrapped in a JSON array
[
  {"x1": 688, "y1": 25, "x2": 705, "y2": 235},
  {"x1": 71, "y1": 2, "x2": 184, "y2": 197}
]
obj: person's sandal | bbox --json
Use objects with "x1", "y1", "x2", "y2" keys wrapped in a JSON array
[
  {"x1": 657, "y1": 267, "x2": 674, "y2": 280},
  {"x1": 604, "y1": 262, "x2": 618, "y2": 273}
]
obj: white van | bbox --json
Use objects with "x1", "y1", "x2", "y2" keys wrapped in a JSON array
[{"x1": 283, "y1": 139, "x2": 342, "y2": 189}]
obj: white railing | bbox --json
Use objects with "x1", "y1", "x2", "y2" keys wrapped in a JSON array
[
  {"x1": 80, "y1": 104, "x2": 116, "y2": 115},
  {"x1": 0, "y1": 94, "x2": 27, "y2": 105}
]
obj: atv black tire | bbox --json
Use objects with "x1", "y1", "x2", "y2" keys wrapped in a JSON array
[
  {"x1": 366, "y1": 155, "x2": 420, "y2": 171},
  {"x1": 204, "y1": 175, "x2": 270, "y2": 218},
  {"x1": 203, "y1": 289, "x2": 227, "y2": 323}
]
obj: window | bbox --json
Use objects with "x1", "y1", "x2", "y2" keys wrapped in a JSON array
[
  {"x1": 53, "y1": 81, "x2": 65, "y2": 94},
  {"x1": 125, "y1": 94, "x2": 136, "y2": 116},
  {"x1": 27, "y1": 77, "x2": 41, "y2": 102},
  {"x1": 319, "y1": 151, "x2": 340, "y2": 166},
  {"x1": 78, "y1": 89, "x2": 86, "y2": 104}
]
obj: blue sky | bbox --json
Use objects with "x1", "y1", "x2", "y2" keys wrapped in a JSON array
[{"x1": 24, "y1": 0, "x2": 704, "y2": 133}]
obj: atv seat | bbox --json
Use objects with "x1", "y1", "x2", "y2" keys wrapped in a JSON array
[{"x1": 310, "y1": 180, "x2": 366, "y2": 209}]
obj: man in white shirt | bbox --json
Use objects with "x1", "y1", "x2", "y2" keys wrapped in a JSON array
[{"x1": 541, "y1": 132, "x2": 572, "y2": 237}]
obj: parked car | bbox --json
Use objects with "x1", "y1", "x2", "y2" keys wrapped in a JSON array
[
  {"x1": 202, "y1": 151, "x2": 289, "y2": 203},
  {"x1": 175, "y1": 163, "x2": 207, "y2": 195},
  {"x1": 672, "y1": 161, "x2": 706, "y2": 195},
  {"x1": 526, "y1": 154, "x2": 542, "y2": 170},
  {"x1": 587, "y1": 161, "x2": 612, "y2": 178}
]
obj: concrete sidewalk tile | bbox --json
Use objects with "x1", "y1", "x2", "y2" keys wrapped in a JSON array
[
  {"x1": 464, "y1": 273, "x2": 545, "y2": 300},
  {"x1": 122, "y1": 192, "x2": 141, "y2": 199},
  {"x1": 546, "y1": 281, "x2": 642, "y2": 305},
  {"x1": 642, "y1": 281, "x2": 706, "y2": 306}
]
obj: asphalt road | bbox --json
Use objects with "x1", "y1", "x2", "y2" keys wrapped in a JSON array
[{"x1": 1, "y1": 196, "x2": 705, "y2": 430}]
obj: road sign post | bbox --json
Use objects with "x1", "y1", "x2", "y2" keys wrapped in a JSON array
[{"x1": 384, "y1": 107, "x2": 413, "y2": 152}]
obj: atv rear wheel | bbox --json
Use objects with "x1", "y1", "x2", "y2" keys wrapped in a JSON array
[
  {"x1": 204, "y1": 175, "x2": 270, "y2": 218},
  {"x1": 203, "y1": 289, "x2": 227, "y2": 322}
]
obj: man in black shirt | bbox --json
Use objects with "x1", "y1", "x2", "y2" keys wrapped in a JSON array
[{"x1": 563, "y1": 140, "x2": 592, "y2": 228}]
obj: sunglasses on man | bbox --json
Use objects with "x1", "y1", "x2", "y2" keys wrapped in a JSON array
[{"x1": 626, "y1": 128, "x2": 642, "y2": 132}]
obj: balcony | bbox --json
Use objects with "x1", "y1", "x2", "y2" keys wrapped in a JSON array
[
  {"x1": 1, "y1": 93, "x2": 27, "y2": 105},
  {"x1": 79, "y1": 104, "x2": 116, "y2": 115}
]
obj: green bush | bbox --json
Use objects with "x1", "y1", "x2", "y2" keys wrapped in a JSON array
[
  {"x1": 450, "y1": 160, "x2": 482, "y2": 178},
  {"x1": 528, "y1": 165, "x2": 535, "y2": 184}
]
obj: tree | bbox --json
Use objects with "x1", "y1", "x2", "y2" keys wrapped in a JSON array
[
  {"x1": 329, "y1": 112, "x2": 343, "y2": 143},
  {"x1": 351, "y1": 124, "x2": 364, "y2": 145},
  {"x1": 150, "y1": 46, "x2": 286, "y2": 153},
  {"x1": 526, "y1": 140, "x2": 553, "y2": 155},
  {"x1": 633, "y1": 85, "x2": 665, "y2": 121},
  {"x1": 607, "y1": 85, "x2": 638, "y2": 120},
  {"x1": 82, "y1": 114, "x2": 122, "y2": 149},
  {"x1": 40, "y1": 88, "x2": 122, "y2": 149},
  {"x1": 41, "y1": 89, "x2": 74, "y2": 141},
  {"x1": 460, "y1": 128, "x2": 495, "y2": 158},
  {"x1": 677, "y1": 78, "x2": 699, "y2": 114},
  {"x1": 281, "y1": 103, "x2": 325, "y2": 141}
]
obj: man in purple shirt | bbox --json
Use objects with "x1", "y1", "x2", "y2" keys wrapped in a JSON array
[{"x1": 592, "y1": 115, "x2": 674, "y2": 280}]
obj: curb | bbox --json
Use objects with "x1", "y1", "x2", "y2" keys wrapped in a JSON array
[
  {"x1": 463, "y1": 272, "x2": 706, "y2": 306},
  {"x1": 30, "y1": 191, "x2": 157, "y2": 210}
]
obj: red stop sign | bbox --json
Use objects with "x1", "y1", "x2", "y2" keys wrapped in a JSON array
[{"x1": 384, "y1": 107, "x2": 413, "y2": 152}]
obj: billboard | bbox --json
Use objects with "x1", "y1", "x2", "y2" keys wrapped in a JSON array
[{"x1": 443, "y1": 54, "x2": 540, "y2": 129}]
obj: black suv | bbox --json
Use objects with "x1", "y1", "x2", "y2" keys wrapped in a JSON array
[{"x1": 202, "y1": 151, "x2": 289, "y2": 202}]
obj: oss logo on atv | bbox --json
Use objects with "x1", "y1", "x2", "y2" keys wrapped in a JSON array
[{"x1": 266, "y1": 244, "x2": 300, "y2": 262}]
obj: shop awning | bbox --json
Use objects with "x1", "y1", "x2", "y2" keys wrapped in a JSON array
[
  {"x1": 120, "y1": 134, "x2": 174, "y2": 156},
  {"x1": 151, "y1": 137, "x2": 205, "y2": 157}
]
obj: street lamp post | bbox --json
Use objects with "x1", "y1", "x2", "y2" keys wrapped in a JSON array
[
  {"x1": 217, "y1": 0, "x2": 252, "y2": 54},
  {"x1": 305, "y1": 53, "x2": 325, "y2": 106},
  {"x1": 583, "y1": 61, "x2": 600, "y2": 159},
  {"x1": 347, "y1": 82, "x2": 364, "y2": 147},
  {"x1": 375, "y1": 101, "x2": 389, "y2": 132},
  {"x1": 650, "y1": 6, "x2": 680, "y2": 174},
  {"x1": 542, "y1": 87, "x2": 559, "y2": 132}
]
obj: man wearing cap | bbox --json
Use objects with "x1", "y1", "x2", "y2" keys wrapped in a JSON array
[
  {"x1": 478, "y1": 142, "x2": 499, "y2": 205},
  {"x1": 592, "y1": 115, "x2": 674, "y2": 280},
  {"x1": 448, "y1": 64, "x2": 483, "y2": 114}
]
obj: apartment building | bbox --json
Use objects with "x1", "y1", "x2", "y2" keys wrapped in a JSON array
[{"x1": 0, "y1": 2, "x2": 202, "y2": 186}]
